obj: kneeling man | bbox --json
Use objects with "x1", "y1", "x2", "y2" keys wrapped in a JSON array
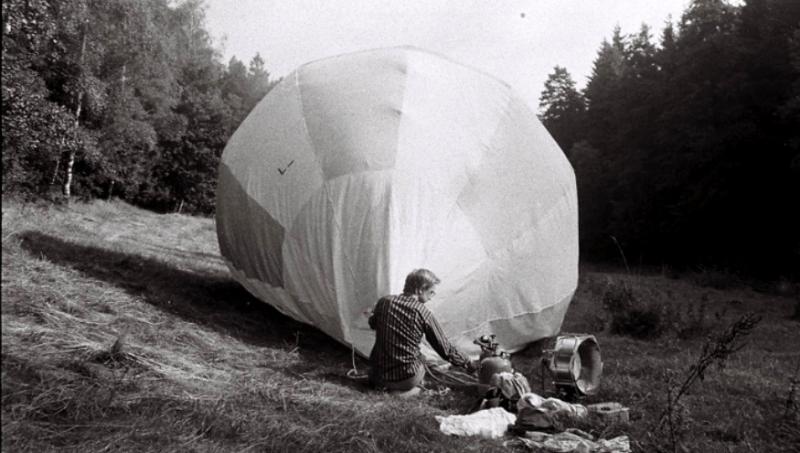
[{"x1": 368, "y1": 268, "x2": 474, "y2": 397}]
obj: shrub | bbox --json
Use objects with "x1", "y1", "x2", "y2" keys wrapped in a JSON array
[
  {"x1": 602, "y1": 279, "x2": 727, "y2": 340},
  {"x1": 601, "y1": 279, "x2": 665, "y2": 339},
  {"x1": 690, "y1": 266, "x2": 742, "y2": 290},
  {"x1": 651, "y1": 313, "x2": 763, "y2": 453},
  {"x1": 666, "y1": 297, "x2": 722, "y2": 340}
]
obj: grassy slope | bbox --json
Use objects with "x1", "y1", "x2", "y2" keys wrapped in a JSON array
[{"x1": 2, "y1": 199, "x2": 798, "y2": 452}]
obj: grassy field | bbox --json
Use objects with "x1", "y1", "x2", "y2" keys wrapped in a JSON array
[{"x1": 2, "y1": 199, "x2": 798, "y2": 452}]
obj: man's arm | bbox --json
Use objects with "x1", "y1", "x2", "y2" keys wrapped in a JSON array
[
  {"x1": 367, "y1": 298, "x2": 385, "y2": 330},
  {"x1": 420, "y1": 307, "x2": 470, "y2": 369},
  {"x1": 368, "y1": 310, "x2": 377, "y2": 330}
]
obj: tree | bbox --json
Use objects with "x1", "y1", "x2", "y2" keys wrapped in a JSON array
[
  {"x1": 247, "y1": 53, "x2": 275, "y2": 108},
  {"x1": 221, "y1": 56, "x2": 249, "y2": 119},
  {"x1": 1, "y1": 0, "x2": 96, "y2": 198},
  {"x1": 584, "y1": 28, "x2": 628, "y2": 156},
  {"x1": 221, "y1": 53, "x2": 276, "y2": 122},
  {"x1": 1, "y1": 57, "x2": 91, "y2": 196},
  {"x1": 48, "y1": 0, "x2": 107, "y2": 199},
  {"x1": 145, "y1": 0, "x2": 235, "y2": 214},
  {"x1": 97, "y1": 88, "x2": 158, "y2": 198},
  {"x1": 87, "y1": 0, "x2": 175, "y2": 199},
  {"x1": 567, "y1": 0, "x2": 799, "y2": 274},
  {"x1": 730, "y1": 0, "x2": 800, "y2": 272},
  {"x1": 603, "y1": 24, "x2": 662, "y2": 258},
  {"x1": 569, "y1": 141, "x2": 611, "y2": 257},
  {"x1": 538, "y1": 66, "x2": 586, "y2": 154}
]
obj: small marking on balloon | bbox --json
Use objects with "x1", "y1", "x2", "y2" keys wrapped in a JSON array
[{"x1": 278, "y1": 160, "x2": 295, "y2": 175}]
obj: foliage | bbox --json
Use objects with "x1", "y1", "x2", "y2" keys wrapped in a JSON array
[
  {"x1": 4, "y1": 0, "x2": 798, "y2": 275},
  {"x1": 539, "y1": 66, "x2": 586, "y2": 153},
  {"x1": 540, "y1": 0, "x2": 800, "y2": 277},
  {"x1": 689, "y1": 265, "x2": 743, "y2": 290},
  {"x1": 601, "y1": 279, "x2": 665, "y2": 339},
  {"x1": 1, "y1": 56, "x2": 94, "y2": 198},
  {"x1": 600, "y1": 274, "x2": 728, "y2": 340},
  {"x1": 651, "y1": 313, "x2": 762, "y2": 453},
  {"x1": 1, "y1": 0, "x2": 276, "y2": 213}
]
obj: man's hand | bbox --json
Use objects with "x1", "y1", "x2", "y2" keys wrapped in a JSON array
[
  {"x1": 465, "y1": 359, "x2": 480, "y2": 374},
  {"x1": 365, "y1": 308, "x2": 377, "y2": 330}
]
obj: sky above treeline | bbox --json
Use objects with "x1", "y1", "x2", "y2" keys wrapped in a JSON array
[{"x1": 204, "y1": 0, "x2": 690, "y2": 109}]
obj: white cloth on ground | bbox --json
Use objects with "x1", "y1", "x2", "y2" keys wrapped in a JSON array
[{"x1": 436, "y1": 407, "x2": 517, "y2": 439}]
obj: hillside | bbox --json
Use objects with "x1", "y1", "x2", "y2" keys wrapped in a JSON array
[{"x1": 2, "y1": 199, "x2": 798, "y2": 452}]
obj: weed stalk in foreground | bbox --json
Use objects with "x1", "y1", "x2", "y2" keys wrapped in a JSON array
[
  {"x1": 785, "y1": 360, "x2": 800, "y2": 420},
  {"x1": 655, "y1": 312, "x2": 762, "y2": 452}
]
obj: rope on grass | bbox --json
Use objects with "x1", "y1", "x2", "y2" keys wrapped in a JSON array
[
  {"x1": 344, "y1": 342, "x2": 480, "y2": 389},
  {"x1": 346, "y1": 345, "x2": 368, "y2": 380},
  {"x1": 423, "y1": 361, "x2": 480, "y2": 388},
  {"x1": 344, "y1": 347, "x2": 480, "y2": 389}
]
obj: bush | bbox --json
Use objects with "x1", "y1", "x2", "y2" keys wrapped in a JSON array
[
  {"x1": 663, "y1": 294, "x2": 725, "y2": 340},
  {"x1": 601, "y1": 279, "x2": 665, "y2": 339},
  {"x1": 690, "y1": 266, "x2": 742, "y2": 290}
]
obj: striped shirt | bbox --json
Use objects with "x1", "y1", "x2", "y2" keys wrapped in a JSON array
[{"x1": 368, "y1": 293, "x2": 469, "y2": 383}]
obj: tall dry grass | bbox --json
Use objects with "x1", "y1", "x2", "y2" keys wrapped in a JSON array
[
  {"x1": 1, "y1": 199, "x2": 504, "y2": 452},
  {"x1": 2, "y1": 198, "x2": 799, "y2": 452},
  {"x1": 546, "y1": 269, "x2": 800, "y2": 452}
]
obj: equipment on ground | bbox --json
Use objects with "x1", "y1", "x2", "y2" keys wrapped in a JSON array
[
  {"x1": 474, "y1": 334, "x2": 513, "y2": 385},
  {"x1": 216, "y1": 46, "x2": 579, "y2": 358},
  {"x1": 542, "y1": 334, "x2": 603, "y2": 397},
  {"x1": 470, "y1": 334, "x2": 531, "y2": 412},
  {"x1": 587, "y1": 402, "x2": 629, "y2": 424}
]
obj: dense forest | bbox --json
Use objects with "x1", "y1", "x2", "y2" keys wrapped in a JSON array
[
  {"x1": 2, "y1": 0, "x2": 798, "y2": 276},
  {"x1": 2, "y1": 0, "x2": 275, "y2": 213},
  {"x1": 539, "y1": 0, "x2": 799, "y2": 276}
]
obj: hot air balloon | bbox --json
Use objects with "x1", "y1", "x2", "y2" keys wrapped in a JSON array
[{"x1": 216, "y1": 46, "x2": 578, "y2": 357}]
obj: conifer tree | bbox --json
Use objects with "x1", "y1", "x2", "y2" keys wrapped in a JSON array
[{"x1": 538, "y1": 66, "x2": 586, "y2": 155}]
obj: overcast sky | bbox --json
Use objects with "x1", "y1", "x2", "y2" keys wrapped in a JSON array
[{"x1": 204, "y1": 0, "x2": 690, "y2": 109}]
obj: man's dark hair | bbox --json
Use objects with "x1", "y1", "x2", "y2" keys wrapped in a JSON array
[{"x1": 403, "y1": 269, "x2": 441, "y2": 295}]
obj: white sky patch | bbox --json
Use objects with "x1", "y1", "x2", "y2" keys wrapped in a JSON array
[{"x1": 205, "y1": 0, "x2": 689, "y2": 110}]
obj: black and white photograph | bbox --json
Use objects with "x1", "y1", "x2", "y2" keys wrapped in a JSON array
[{"x1": 2, "y1": 0, "x2": 799, "y2": 451}]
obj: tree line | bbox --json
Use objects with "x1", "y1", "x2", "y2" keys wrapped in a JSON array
[
  {"x1": 538, "y1": 0, "x2": 799, "y2": 276},
  {"x1": 2, "y1": 0, "x2": 276, "y2": 213},
  {"x1": 3, "y1": 0, "x2": 797, "y2": 276}
]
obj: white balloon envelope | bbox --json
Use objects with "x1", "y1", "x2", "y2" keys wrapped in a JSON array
[{"x1": 216, "y1": 46, "x2": 578, "y2": 357}]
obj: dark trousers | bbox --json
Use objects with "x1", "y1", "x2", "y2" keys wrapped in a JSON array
[{"x1": 370, "y1": 363, "x2": 425, "y2": 391}]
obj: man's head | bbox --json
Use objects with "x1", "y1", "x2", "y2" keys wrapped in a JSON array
[{"x1": 403, "y1": 268, "x2": 440, "y2": 303}]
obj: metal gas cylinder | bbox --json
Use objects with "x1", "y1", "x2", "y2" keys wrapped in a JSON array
[
  {"x1": 478, "y1": 355, "x2": 513, "y2": 384},
  {"x1": 474, "y1": 334, "x2": 513, "y2": 385}
]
